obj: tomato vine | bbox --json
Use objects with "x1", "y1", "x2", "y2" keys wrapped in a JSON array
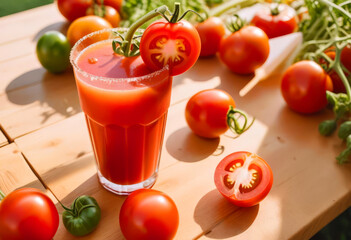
[{"x1": 296, "y1": 0, "x2": 351, "y2": 163}]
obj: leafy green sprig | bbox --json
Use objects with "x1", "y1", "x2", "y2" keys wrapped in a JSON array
[{"x1": 297, "y1": 0, "x2": 351, "y2": 163}]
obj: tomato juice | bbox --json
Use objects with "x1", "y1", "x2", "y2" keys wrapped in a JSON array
[{"x1": 71, "y1": 30, "x2": 172, "y2": 194}]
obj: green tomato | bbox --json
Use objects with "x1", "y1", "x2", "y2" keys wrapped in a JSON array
[
  {"x1": 36, "y1": 31, "x2": 71, "y2": 74},
  {"x1": 62, "y1": 195, "x2": 101, "y2": 236}
]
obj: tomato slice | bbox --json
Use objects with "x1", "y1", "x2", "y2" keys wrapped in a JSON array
[
  {"x1": 140, "y1": 20, "x2": 201, "y2": 76},
  {"x1": 214, "y1": 151, "x2": 273, "y2": 207}
]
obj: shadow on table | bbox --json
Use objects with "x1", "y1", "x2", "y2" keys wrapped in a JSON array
[
  {"x1": 5, "y1": 68, "x2": 81, "y2": 125},
  {"x1": 194, "y1": 189, "x2": 259, "y2": 239},
  {"x1": 54, "y1": 174, "x2": 127, "y2": 240},
  {"x1": 166, "y1": 127, "x2": 221, "y2": 163}
]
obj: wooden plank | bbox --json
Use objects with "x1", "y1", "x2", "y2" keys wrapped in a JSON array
[
  {"x1": 15, "y1": 75, "x2": 351, "y2": 240},
  {"x1": 0, "y1": 143, "x2": 46, "y2": 194},
  {"x1": 0, "y1": 130, "x2": 8, "y2": 147},
  {"x1": 0, "y1": 4, "x2": 67, "y2": 45}
]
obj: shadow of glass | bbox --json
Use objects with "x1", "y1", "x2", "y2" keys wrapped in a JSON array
[
  {"x1": 5, "y1": 68, "x2": 81, "y2": 124},
  {"x1": 165, "y1": 127, "x2": 221, "y2": 162},
  {"x1": 194, "y1": 189, "x2": 259, "y2": 239}
]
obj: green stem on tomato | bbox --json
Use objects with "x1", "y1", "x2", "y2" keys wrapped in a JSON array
[
  {"x1": 209, "y1": 0, "x2": 261, "y2": 17},
  {"x1": 121, "y1": 5, "x2": 169, "y2": 57},
  {"x1": 170, "y1": 2, "x2": 180, "y2": 23},
  {"x1": 227, "y1": 106, "x2": 255, "y2": 135},
  {"x1": 334, "y1": 52, "x2": 351, "y2": 99},
  {"x1": 0, "y1": 190, "x2": 5, "y2": 201}
]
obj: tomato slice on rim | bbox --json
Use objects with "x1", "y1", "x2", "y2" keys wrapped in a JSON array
[
  {"x1": 140, "y1": 20, "x2": 201, "y2": 76},
  {"x1": 214, "y1": 151, "x2": 273, "y2": 207}
]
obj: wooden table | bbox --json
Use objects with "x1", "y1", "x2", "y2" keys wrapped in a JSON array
[{"x1": 1, "y1": 3, "x2": 351, "y2": 240}]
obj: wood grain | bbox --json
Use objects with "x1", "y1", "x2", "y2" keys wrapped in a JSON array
[{"x1": 0, "y1": 143, "x2": 46, "y2": 194}]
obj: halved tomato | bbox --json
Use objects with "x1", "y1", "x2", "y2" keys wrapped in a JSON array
[{"x1": 214, "y1": 151, "x2": 273, "y2": 207}]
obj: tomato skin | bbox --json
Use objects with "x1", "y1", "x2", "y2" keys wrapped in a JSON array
[
  {"x1": 219, "y1": 26, "x2": 269, "y2": 74},
  {"x1": 57, "y1": 0, "x2": 93, "y2": 22},
  {"x1": 214, "y1": 151, "x2": 273, "y2": 207},
  {"x1": 140, "y1": 20, "x2": 201, "y2": 76},
  {"x1": 67, "y1": 15, "x2": 112, "y2": 46},
  {"x1": 119, "y1": 189, "x2": 179, "y2": 240},
  {"x1": 36, "y1": 31, "x2": 71, "y2": 73},
  {"x1": 341, "y1": 44, "x2": 351, "y2": 74},
  {"x1": 281, "y1": 60, "x2": 333, "y2": 114},
  {"x1": 86, "y1": 5, "x2": 120, "y2": 27},
  {"x1": 195, "y1": 17, "x2": 226, "y2": 57},
  {"x1": 0, "y1": 188, "x2": 59, "y2": 240},
  {"x1": 251, "y1": 4, "x2": 297, "y2": 38},
  {"x1": 185, "y1": 89, "x2": 235, "y2": 138}
]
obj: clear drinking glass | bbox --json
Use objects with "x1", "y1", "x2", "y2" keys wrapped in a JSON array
[{"x1": 70, "y1": 28, "x2": 172, "y2": 195}]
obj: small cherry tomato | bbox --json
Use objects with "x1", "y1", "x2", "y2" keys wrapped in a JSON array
[
  {"x1": 86, "y1": 5, "x2": 120, "y2": 27},
  {"x1": 119, "y1": 189, "x2": 179, "y2": 240},
  {"x1": 341, "y1": 44, "x2": 351, "y2": 73},
  {"x1": 0, "y1": 188, "x2": 59, "y2": 240},
  {"x1": 67, "y1": 15, "x2": 112, "y2": 46},
  {"x1": 185, "y1": 89, "x2": 236, "y2": 138},
  {"x1": 57, "y1": 0, "x2": 93, "y2": 22},
  {"x1": 140, "y1": 19, "x2": 201, "y2": 76},
  {"x1": 195, "y1": 17, "x2": 226, "y2": 57},
  {"x1": 36, "y1": 31, "x2": 71, "y2": 73},
  {"x1": 281, "y1": 60, "x2": 333, "y2": 114},
  {"x1": 219, "y1": 26, "x2": 269, "y2": 74},
  {"x1": 251, "y1": 3, "x2": 298, "y2": 38},
  {"x1": 214, "y1": 151, "x2": 273, "y2": 207}
]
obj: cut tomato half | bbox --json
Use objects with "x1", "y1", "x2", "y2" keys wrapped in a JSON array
[
  {"x1": 214, "y1": 151, "x2": 273, "y2": 207},
  {"x1": 140, "y1": 20, "x2": 201, "y2": 76}
]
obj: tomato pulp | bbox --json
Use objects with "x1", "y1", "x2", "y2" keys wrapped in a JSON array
[{"x1": 72, "y1": 36, "x2": 172, "y2": 194}]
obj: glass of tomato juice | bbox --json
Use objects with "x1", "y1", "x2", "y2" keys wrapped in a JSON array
[{"x1": 70, "y1": 28, "x2": 172, "y2": 195}]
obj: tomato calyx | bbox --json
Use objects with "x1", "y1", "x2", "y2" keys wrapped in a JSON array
[
  {"x1": 270, "y1": 3, "x2": 281, "y2": 16},
  {"x1": 226, "y1": 14, "x2": 246, "y2": 33},
  {"x1": 227, "y1": 106, "x2": 255, "y2": 136},
  {"x1": 61, "y1": 195, "x2": 101, "y2": 236}
]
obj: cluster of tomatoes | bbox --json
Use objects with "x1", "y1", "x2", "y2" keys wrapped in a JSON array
[
  {"x1": 36, "y1": 0, "x2": 122, "y2": 74},
  {"x1": 281, "y1": 46, "x2": 351, "y2": 114}
]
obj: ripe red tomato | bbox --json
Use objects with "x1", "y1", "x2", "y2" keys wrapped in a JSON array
[
  {"x1": 281, "y1": 60, "x2": 333, "y2": 114},
  {"x1": 185, "y1": 89, "x2": 236, "y2": 138},
  {"x1": 214, "y1": 151, "x2": 273, "y2": 207},
  {"x1": 0, "y1": 188, "x2": 59, "y2": 240},
  {"x1": 251, "y1": 3, "x2": 298, "y2": 38},
  {"x1": 341, "y1": 44, "x2": 351, "y2": 73},
  {"x1": 86, "y1": 5, "x2": 121, "y2": 27},
  {"x1": 219, "y1": 26, "x2": 269, "y2": 74},
  {"x1": 119, "y1": 189, "x2": 179, "y2": 240},
  {"x1": 195, "y1": 17, "x2": 226, "y2": 57},
  {"x1": 67, "y1": 15, "x2": 112, "y2": 46},
  {"x1": 140, "y1": 19, "x2": 201, "y2": 76},
  {"x1": 57, "y1": 0, "x2": 93, "y2": 22},
  {"x1": 319, "y1": 46, "x2": 351, "y2": 93}
]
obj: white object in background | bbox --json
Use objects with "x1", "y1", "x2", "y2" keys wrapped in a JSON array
[{"x1": 239, "y1": 32, "x2": 303, "y2": 97}]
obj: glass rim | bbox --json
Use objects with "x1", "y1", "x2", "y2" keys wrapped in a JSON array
[{"x1": 69, "y1": 27, "x2": 170, "y2": 83}]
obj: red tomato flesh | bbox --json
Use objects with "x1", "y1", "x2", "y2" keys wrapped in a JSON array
[
  {"x1": 140, "y1": 20, "x2": 201, "y2": 76},
  {"x1": 214, "y1": 151, "x2": 273, "y2": 207}
]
